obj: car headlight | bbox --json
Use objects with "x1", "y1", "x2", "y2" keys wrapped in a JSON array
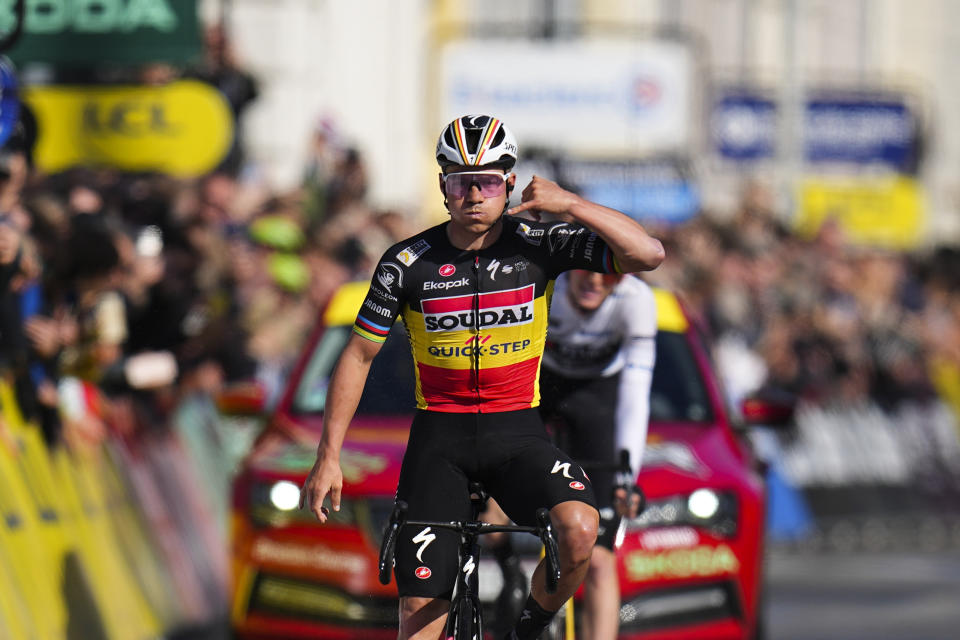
[
  {"x1": 248, "y1": 482, "x2": 396, "y2": 542},
  {"x1": 688, "y1": 488, "x2": 720, "y2": 519},
  {"x1": 269, "y1": 480, "x2": 301, "y2": 511},
  {"x1": 249, "y1": 480, "x2": 355, "y2": 527},
  {"x1": 625, "y1": 490, "x2": 738, "y2": 538}
]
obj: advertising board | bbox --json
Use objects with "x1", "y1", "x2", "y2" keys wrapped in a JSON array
[{"x1": 440, "y1": 38, "x2": 694, "y2": 156}]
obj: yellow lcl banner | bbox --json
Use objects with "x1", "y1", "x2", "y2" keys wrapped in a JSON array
[
  {"x1": 23, "y1": 79, "x2": 234, "y2": 177},
  {"x1": 795, "y1": 176, "x2": 926, "y2": 249}
]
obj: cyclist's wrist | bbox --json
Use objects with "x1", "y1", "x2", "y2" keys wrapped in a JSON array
[{"x1": 316, "y1": 442, "x2": 341, "y2": 462}]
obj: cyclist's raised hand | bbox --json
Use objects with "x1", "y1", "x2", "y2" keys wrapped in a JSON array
[
  {"x1": 506, "y1": 175, "x2": 578, "y2": 221},
  {"x1": 299, "y1": 458, "x2": 343, "y2": 523}
]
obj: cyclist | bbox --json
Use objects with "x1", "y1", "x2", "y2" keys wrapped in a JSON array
[
  {"x1": 486, "y1": 269, "x2": 656, "y2": 639},
  {"x1": 540, "y1": 269, "x2": 657, "y2": 639},
  {"x1": 299, "y1": 114, "x2": 664, "y2": 640}
]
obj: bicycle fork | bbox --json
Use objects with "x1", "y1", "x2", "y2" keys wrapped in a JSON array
[{"x1": 445, "y1": 522, "x2": 484, "y2": 640}]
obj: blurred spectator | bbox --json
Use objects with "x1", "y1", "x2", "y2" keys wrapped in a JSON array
[
  {"x1": 186, "y1": 23, "x2": 259, "y2": 176},
  {"x1": 652, "y1": 183, "x2": 946, "y2": 416}
]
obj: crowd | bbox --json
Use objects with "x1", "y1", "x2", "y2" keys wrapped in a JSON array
[
  {"x1": 0, "y1": 64, "x2": 414, "y2": 454},
  {"x1": 2, "y1": 31, "x2": 960, "y2": 463},
  {"x1": 644, "y1": 184, "x2": 960, "y2": 422}
]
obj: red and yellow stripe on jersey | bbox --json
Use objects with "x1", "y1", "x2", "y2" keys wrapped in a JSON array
[{"x1": 403, "y1": 281, "x2": 554, "y2": 413}]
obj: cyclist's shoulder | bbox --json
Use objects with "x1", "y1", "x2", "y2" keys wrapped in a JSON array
[
  {"x1": 505, "y1": 215, "x2": 584, "y2": 253},
  {"x1": 380, "y1": 223, "x2": 451, "y2": 265},
  {"x1": 614, "y1": 276, "x2": 657, "y2": 330}
]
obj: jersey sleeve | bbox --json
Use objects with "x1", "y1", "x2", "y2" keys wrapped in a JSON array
[
  {"x1": 529, "y1": 221, "x2": 621, "y2": 278},
  {"x1": 352, "y1": 253, "x2": 408, "y2": 344},
  {"x1": 615, "y1": 278, "x2": 658, "y2": 475}
]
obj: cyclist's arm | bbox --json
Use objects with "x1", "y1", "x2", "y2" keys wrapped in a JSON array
[
  {"x1": 301, "y1": 333, "x2": 382, "y2": 522},
  {"x1": 615, "y1": 280, "x2": 658, "y2": 476},
  {"x1": 507, "y1": 175, "x2": 664, "y2": 273}
]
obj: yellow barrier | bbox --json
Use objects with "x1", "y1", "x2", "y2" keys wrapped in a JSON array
[
  {"x1": 0, "y1": 378, "x2": 166, "y2": 640},
  {"x1": 0, "y1": 384, "x2": 67, "y2": 640},
  {"x1": 0, "y1": 492, "x2": 42, "y2": 640}
]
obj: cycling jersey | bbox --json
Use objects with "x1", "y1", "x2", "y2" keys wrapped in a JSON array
[
  {"x1": 541, "y1": 274, "x2": 657, "y2": 475},
  {"x1": 352, "y1": 216, "x2": 621, "y2": 413}
]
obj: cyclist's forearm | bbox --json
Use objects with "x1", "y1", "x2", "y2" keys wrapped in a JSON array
[
  {"x1": 616, "y1": 363, "x2": 653, "y2": 475},
  {"x1": 567, "y1": 198, "x2": 664, "y2": 273},
  {"x1": 318, "y1": 334, "x2": 379, "y2": 459}
]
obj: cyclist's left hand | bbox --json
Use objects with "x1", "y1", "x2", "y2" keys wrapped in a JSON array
[{"x1": 614, "y1": 486, "x2": 642, "y2": 519}]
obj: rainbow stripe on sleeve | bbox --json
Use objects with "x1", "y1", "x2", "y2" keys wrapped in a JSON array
[
  {"x1": 354, "y1": 316, "x2": 390, "y2": 343},
  {"x1": 603, "y1": 246, "x2": 622, "y2": 274}
]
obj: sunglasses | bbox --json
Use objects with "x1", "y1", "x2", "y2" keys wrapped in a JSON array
[{"x1": 443, "y1": 170, "x2": 509, "y2": 199}]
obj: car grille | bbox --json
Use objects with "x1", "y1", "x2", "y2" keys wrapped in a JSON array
[
  {"x1": 248, "y1": 572, "x2": 398, "y2": 627},
  {"x1": 619, "y1": 580, "x2": 742, "y2": 632}
]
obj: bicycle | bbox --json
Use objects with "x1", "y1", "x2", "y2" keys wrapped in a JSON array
[{"x1": 378, "y1": 482, "x2": 562, "y2": 640}]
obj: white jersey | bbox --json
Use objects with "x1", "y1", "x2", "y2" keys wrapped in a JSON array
[{"x1": 543, "y1": 274, "x2": 657, "y2": 473}]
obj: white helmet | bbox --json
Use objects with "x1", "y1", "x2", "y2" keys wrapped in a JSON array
[{"x1": 436, "y1": 114, "x2": 518, "y2": 170}]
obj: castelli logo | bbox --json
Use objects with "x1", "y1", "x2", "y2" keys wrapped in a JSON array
[
  {"x1": 569, "y1": 481, "x2": 585, "y2": 491},
  {"x1": 439, "y1": 264, "x2": 456, "y2": 277},
  {"x1": 415, "y1": 566, "x2": 432, "y2": 579}
]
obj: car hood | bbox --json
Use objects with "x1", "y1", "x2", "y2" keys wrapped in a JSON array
[
  {"x1": 247, "y1": 414, "x2": 410, "y2": 496},
  {"x1": 639, "y1": 421, "x2": 752, "y2": 496}
]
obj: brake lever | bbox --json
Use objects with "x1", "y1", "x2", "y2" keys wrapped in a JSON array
[
  {"x1": 378, "y1": 500, "x2": 408, "y2": 585},
  {"x1": 535, "y1": 507, "x2": 560, "y2": 594}
]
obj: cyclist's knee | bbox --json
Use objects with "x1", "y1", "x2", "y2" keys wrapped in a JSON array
[{"x1": 551, "y1": 501, "x2": 599, "y2": 565}]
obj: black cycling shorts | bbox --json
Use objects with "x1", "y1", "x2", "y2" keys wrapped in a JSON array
[
  {"x1": 539, "y1": 369, "x2": 622, "y2": 550},
  {"x1": 393, "y1": 408, "x2": 598, "y2": 599}
]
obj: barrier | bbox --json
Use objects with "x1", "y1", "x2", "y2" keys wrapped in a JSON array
[
  {"x1": 0, "y1": 381, "x2": 67, "y2": 640},
  {"x1": 0, "y1": 376, "x2": 230, "y2": 639}
]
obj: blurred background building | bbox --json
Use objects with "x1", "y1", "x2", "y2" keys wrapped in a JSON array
[{"x1": 216, "y1": 0, "x2": 960, "y2": 244}]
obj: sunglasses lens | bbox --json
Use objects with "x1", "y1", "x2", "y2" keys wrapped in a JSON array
[{"x1": 445, "y1": 172, "x2": 506, "y2": 198}]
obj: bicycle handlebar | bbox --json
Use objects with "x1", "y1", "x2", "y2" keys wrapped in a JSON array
[
  {"x1": 376, "y1": 502, "x2": 561, "y2": 594},
  {"x1": 535, "y1": 507, "x2": 560, "y2": 594},
  {"x1": 378, "y1": 500, "x2": 408, "y2": 585}
]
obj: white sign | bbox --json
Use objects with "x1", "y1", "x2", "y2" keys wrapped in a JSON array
[{"x1": 440, "y1": 39, "x2": 694, "y2": 155}]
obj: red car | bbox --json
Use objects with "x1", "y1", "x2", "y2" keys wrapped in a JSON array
[{"x1": 229, "y1": 281, "x2": 785, "y2": 639}]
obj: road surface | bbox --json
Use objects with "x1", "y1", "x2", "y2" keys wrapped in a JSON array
[{"x1": 766, "y1": 550, "x2": 960, "y2": 639}]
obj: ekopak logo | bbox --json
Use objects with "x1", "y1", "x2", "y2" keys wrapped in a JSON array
[
  {"x1": 569, "y1": 481, "x2": 585, "y2": 491},
  {"x1": 415, "y1": 566, "x2": 432, "y2": 579},
  {"x1": 439, "y1": 264, "x2": 456, "y2": 277}
]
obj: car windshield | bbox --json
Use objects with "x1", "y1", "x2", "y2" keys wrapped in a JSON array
[
  {"x1": 291, "y1": 325, "x2": 417, "y2": 415},
  {"x1": 649, "y1": 331, "x2": 713, "y2": 423},
  {"x1": 291, "y1": 325, "x2": 711, "y2": 423}
]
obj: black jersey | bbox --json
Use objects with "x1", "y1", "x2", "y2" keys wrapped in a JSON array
[{"x1": 352, "y1": 216, "x2": 621, "y2": 412}]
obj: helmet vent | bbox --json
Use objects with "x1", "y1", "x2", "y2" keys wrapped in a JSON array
[{"x1": 465, "y1": 129, "x2": 482, "y2": 154}]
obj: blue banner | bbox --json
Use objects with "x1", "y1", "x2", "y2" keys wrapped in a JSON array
[
  {"x1": 560, "y1": 158, "x2": 700, "y2": 224},
  {"x1": 712, "y1": 90, "x2": 919, "y2": 172}
]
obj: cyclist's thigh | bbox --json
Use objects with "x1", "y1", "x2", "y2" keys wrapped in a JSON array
[
  {"x1": 479, "y1": 410, "x2": 598, "y2": 527},
  {"x1": 394, "y1": 411, "x2": 472, "y2": 599}
]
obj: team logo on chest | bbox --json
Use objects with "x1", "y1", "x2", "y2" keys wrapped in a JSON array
[{"x1": 421, "y1": 284, "x2": 535, "y2": 332}]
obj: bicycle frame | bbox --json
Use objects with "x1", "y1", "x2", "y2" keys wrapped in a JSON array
[{"x1": 379, "y1": 484, "x2": 560, "y2": 640}]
